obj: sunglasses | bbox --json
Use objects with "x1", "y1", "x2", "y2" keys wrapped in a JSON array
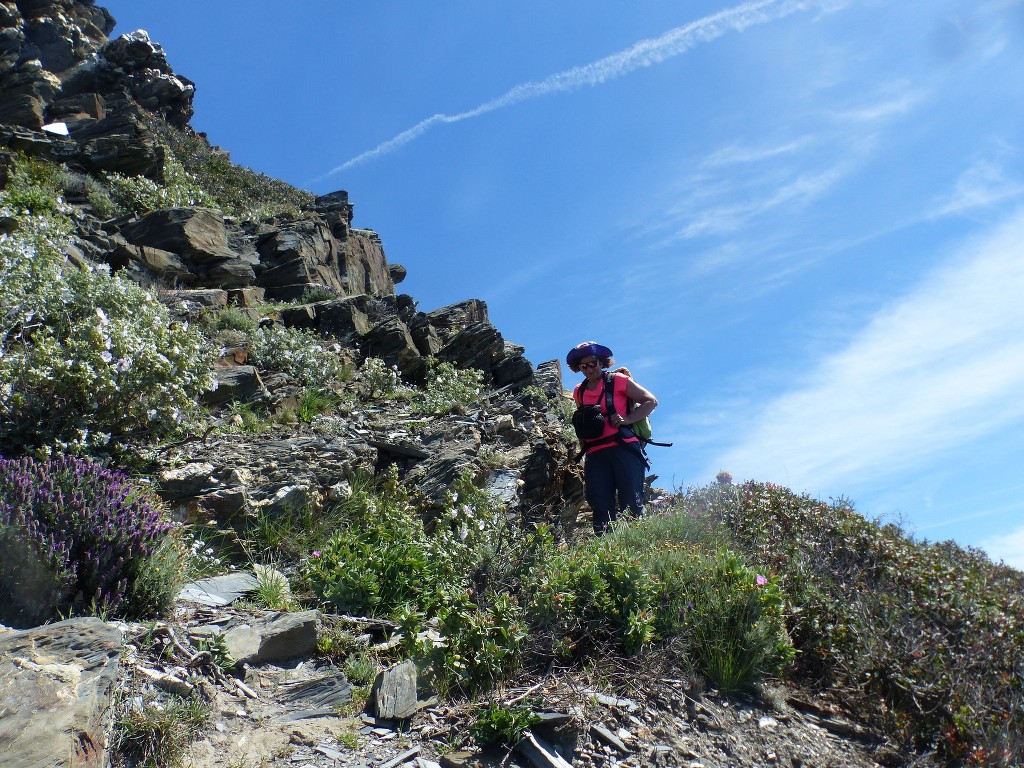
[{"x1": 579, "y1": 360, "x2": 601, "y2": 370}]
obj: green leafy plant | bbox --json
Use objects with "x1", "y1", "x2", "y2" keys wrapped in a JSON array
[
  {"x1": 194, "y1": 632, "x2": 235, "y2": 673},
  {"x1": 469, "y1": 702, "x2": 540, "y2": 747},
  {"x1": 435, "y1": 592, "x2": 528, "y2": 696},
  {"x1": 304, "y1": 470, "x2": 459, "y2": 617},
  {"x1": 678, "y1": 549, "x2": 793, "y2": 693}
]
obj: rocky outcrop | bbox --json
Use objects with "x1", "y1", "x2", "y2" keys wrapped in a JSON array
[{"x1": 0, "y1": 617, "x2": 123, "y2": 768}]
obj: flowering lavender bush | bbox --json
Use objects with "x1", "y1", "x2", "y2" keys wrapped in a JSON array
[{"x1": 0, "y1": 455, "x2": 181, "y2": 627}]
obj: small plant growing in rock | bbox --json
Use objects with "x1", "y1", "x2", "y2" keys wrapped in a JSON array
[
  {"x1": 343, "y1": 652, "x2": 378, "y2": 686},
  {"x1": 359, "y1": 356, "x2": 404, "y2": 399},
  {"x1": 414, "y1": 357, "x2": 484, "y2": 415},
  {"x1": 194, "y1": 632, "x2": 235, "y2": 673},
  {"x1": 469, "y1": 702, "x2": 540, "y2": 748},
  {"x1": 301, "y1": 285, "x2": 337, "y2": 303},
  {"x1": 0, "y1": 455, "x2": 182, "y2": 627},
  {"x1": 112, "y1": 690, "x2": 210, "y2": 768}
]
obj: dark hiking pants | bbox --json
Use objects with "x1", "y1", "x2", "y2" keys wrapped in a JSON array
[{"x1": 584, "y1": 443, "x2": 645, "y2": 535}]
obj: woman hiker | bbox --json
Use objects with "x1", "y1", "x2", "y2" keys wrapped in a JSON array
[{"x1": 567, "y1": 341, "x2": 658, "y2": 535}]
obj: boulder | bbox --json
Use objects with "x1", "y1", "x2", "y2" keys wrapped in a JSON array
[
  {"x1": 278, "y1": 295, "x2": 373, "y2": 338},
  {"x1": 364, "y1": 317, "x2": 421, "y2": 376},
  {"x1": 437, "y1": 321, "x2": 504, "y2": 378},
  {"x1": 426, "y1": 299, "x2": 488, "y2": 343},
  {"x1": 0, "y1": 92, "x2": 43, "y2": 128},
  {"x1": 120, "y1": 208, "x2": 236, "y2": 263},
  {"x1": 204, "y1": 364, "x2": 268, "y2": 406},
  {"x1": 373, "y1": 659, "x2": 419, "y2": 720},
  {"x1": 222, "y1": 610, "x2": 319, "y2": 666},
  {"x1": 0, "y1": 618, "x2": 123, "y2": 768},
  {"x1": 107, "y1": 240, "x2": 193, "y2": 283}
]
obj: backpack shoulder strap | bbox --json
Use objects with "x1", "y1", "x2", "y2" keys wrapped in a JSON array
[
  {"x1": 603, "y1": 371, "x2": 618, "y2": 417},
  {"x1": 573, "y1": 378, "x2": 586, "y2": 405}
]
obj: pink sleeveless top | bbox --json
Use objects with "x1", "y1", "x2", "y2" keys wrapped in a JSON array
[{"x1": 574, "y1": 372, "x2": 640, "y2": 454}]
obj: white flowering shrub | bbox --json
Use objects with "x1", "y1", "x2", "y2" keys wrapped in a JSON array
[
  {"x1": 360, "y1": 356, "x2": 404, "y2": 399},
  {"x1": 0, "y1": 158, "x2": 215, "y2": 454},
  {"x1": 104, "y1": 151, "x2": 218, "y2": 215},
  {"x1": 414, "y1": 358, "x2": 484, "y2": 415},
  {"x1": 249, "y1": 324, "x2": 346, "y2": 388}
]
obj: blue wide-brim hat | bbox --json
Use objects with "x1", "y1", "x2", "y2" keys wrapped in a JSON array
[{"x1": 566, "y1": 341, "x2": 613, "y2": 366}]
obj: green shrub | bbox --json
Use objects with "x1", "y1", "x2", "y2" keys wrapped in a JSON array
[
  {"x1": 470, "y1": 702, "x2": 540, "y2": 747},
  {"x1": 301, "y1": 285, "x2": 337, "y2": 303},
  {"x1": 414, "y1": 357, "x2": 483, "y2": 415},
  {"x1": 201, "y1": 304, "x2": 259, "y2": 336},
  {"x1": 678, "y1": 549, "x2": 793, "y2": 693},
  {"x1": 0, "y1": 153, "x2": 64, "y2": 216},
  {"x1": 104, "y1": 151, "x2": 218, "y2": 215},
  {"x1": 434, "y1": 592, "x2": 528, "y2": 696},
  {"x1": 0, "y1": 265, "x2": 214, "y2": 453},
  {"x1": 303, "y1": 467, "x2": 463, "y2": 616},
  {"x1": 697, "y1": 481, "x2": 1024, "y2": 764},
  {"x1": 1, "y1": 160, "x2": 215, "y2": 454},
  {"x1": 359, "y1": 356, "x2": 404, "y2": 399},
  {"x1": 528, "y1": 539, "x2": 658, "y2": 657}
]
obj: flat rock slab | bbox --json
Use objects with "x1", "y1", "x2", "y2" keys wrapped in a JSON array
[
  {"x1": 0, "y1": 617, "x2": 123, "y2": 768},
  {"x1": 178, "y1": 572, "x2": 259, "y2": 607}
]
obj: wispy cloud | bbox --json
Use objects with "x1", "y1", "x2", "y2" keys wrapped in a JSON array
[
  {"x1": 980, "y1": 525, "x2": 1024, "y2": 571},
  {"x1": 701, "y1": 207, "x2": 1024, "y2": 493},
  {"x1": 929, "y1": 157, "x2": 1024, "y2": 218},
  {"x1": 317, "y1": 0, "x2": 820, "y2": 179}
]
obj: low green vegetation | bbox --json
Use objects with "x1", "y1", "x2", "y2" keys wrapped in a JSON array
[
  {"x1": 469, "y1": 702, "x2": 541, "y2": 747},
  {"x1": 112, "y1": 692, "x2": 210, "y2": 768},
  {"x1": 414, "y1": 357, "x2": 484, "y2": 415},
  {"x1": 152, "y1": 120, "x2": 315, "y2": 221}
]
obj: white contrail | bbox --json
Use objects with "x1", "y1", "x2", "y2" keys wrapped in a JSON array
[{"x1": 319, "y1": 0, "x2": 817, "y2": 179}]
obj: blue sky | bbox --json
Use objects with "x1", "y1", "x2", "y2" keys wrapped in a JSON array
[{"x1": 99, "y1": 1, "x2": 1024, "y2": 568}]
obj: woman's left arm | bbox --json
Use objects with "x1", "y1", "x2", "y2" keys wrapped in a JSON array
[{"x1": 622, "y1": 379, "x2": 658, "y2": 425}]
